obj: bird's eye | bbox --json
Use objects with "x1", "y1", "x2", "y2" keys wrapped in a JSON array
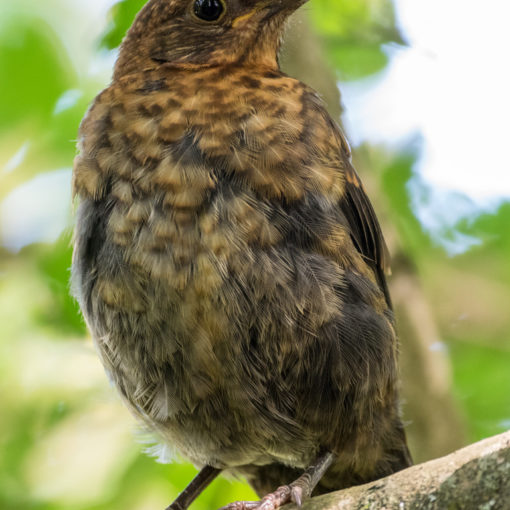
[{"x1": 193, "y1": 0, "x2": 225, "y2": 22}]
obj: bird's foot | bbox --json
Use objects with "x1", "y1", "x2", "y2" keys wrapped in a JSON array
[
  {"x1": 219, "y1": 451, "x2": 335, "y2": 510},
  {"x1": 219, "y1": 483, "x2": 307, "y2": 510}
]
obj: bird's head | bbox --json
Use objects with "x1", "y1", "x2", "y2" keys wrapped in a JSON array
[{"x1": 114, "y1": 0, "x2": 308, "y2": 78}]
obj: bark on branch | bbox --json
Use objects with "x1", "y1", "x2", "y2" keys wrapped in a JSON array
[{"x1": 299, "y1": 431, "x2": 510, "y2": 510}]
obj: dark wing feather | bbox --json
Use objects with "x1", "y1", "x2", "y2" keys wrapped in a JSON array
[{"x1": 340, "y1": 161, "x2": 392, "y2": 309}]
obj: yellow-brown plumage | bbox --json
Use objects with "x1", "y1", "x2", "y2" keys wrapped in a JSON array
[{"x1": 72, "y1": 0, "x2": 411, "y2": 508}]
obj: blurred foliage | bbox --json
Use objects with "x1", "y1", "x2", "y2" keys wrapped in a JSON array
[
  {"x1": 101, "y1": 0, "x2": 147, "y2": 49},
  {"x1": 380, "y1": 145, "x2": 434, "y2": 260},
  {"x1": 309, "y1": 0, "x2": 404, "y2": 79},
  {"x1": 0, "y1": 19, "x2": 73, "y2": 131},
  {"x1": 0, "y1": 11, "x2": 92, "y2": 201},
  {"x1": 35, "y1": 234, "x2": 86, "y2": 335},
  {"x1": 0, "y1": 0, "x2": 509, "y2": 509},
  {"x1": 377, "y1": 146, "x2": 510, "y2": 442}
]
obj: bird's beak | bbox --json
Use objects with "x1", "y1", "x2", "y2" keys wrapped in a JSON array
[
  {"x1": 259, "y1": 0, "x2": 309, "y2": 16},
  {"x1": 272, "y1": 0, "x2": 310, "y2": 12},
  {"x1": 232, "y1": 0, "x2": 308, "y2": 28}
]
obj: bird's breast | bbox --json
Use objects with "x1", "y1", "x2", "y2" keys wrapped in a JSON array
[
  {"x1": 72, "y1": 68, "x2": 383, "y2": 466},
  {"x1": 73, "y1": 68, "x2": 350, "y2": 293}
]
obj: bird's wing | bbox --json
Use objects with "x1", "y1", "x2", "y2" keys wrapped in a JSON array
[{"x1": 339, "y1": 160, "x2": 392, "y2": 308}]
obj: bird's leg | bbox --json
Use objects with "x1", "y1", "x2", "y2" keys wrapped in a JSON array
[
  {"x1": 220, "y1": 451, "x2": 335, "y2": 510},
  {"x1": 287, "y1": 451, "x2": 335, "y2": 506},
  {"x1": 166, "y1": 465, "x2": 221, "y2": 510}
]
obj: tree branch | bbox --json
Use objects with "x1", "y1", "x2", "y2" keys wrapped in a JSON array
[{"x1": 300, "y1": 431, "x2": 510, "y2": 509}]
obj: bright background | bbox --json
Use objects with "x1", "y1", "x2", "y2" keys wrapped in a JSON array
[{"x1": 1, "y1": 0, "x2": 509, "y2": 509}]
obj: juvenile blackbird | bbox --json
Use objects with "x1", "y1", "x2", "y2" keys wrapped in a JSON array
[{"x1": 72, "y1": 0, "x2": 412, "y2": 508}]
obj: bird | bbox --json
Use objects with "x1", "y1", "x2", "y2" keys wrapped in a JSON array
[{"x1": 71, "y1": 0, "x2": 412, "y2": 509}]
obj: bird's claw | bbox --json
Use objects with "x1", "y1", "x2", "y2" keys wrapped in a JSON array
[
  {"x1": 291, "y1": 485, "x2": 304, "y2": 507},
  {"x1": 219, "y1": 483, "x2": 306, "y2": 510},
  {"x1": 219, "y1": 500, "x2": 261, "y2": 510}
]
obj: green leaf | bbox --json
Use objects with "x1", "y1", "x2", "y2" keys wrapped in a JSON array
[
  {"x1": 35, "y1": 234, "x2": 86, "y2": 335},
  {"x1": 381, "y1": 144, "x2": 433, "y2": 259},
  {"x1": 100, "y1": 0, "x2": 147, "y2": 50},
  {"x1": 0, "y1": 16, "x2": 75, "y2": 131},
  {"x1": 310, "y1": 0, "x2": 404, "y2": 79},
  {"x1": 328, "y1": 42, "x2": 389, "y2": 80},
  {"x1": 450, "y1": 339, "x2": 510, "y2": 441}
]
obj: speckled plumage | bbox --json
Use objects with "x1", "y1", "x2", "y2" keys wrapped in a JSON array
[{"x1": 72, "y1": 0, "x2": 411, "y2": 506}]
